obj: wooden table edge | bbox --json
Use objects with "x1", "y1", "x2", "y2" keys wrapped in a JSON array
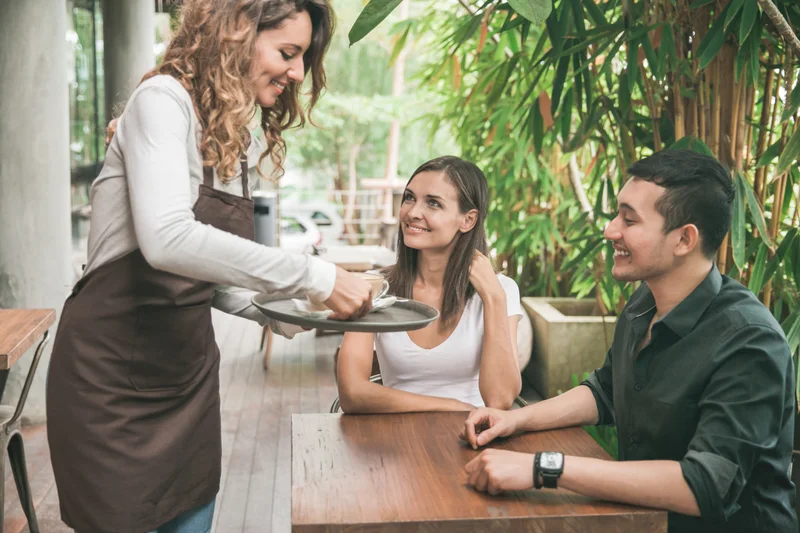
[
  {"x1": 291, "y1": 509, "x2": 670, "y2": 532},
  {"x1": 0, "y1": 309, "x2": 56, "y2": 370}
]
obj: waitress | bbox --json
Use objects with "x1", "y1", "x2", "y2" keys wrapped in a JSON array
[{"x1": 45, "y1": 1, "x2": 370, "y2": 532}]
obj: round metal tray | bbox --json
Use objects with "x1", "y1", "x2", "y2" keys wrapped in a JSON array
[{"x1": 251, "y1": 294, "x2": 439, "y2": 333}]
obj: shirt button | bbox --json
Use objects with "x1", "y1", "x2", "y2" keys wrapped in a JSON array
[{"x1": 634, "y1": 383, "x2": 643, "y2": 391}]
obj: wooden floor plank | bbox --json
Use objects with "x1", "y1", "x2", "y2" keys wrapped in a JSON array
[
  {"x1": 242, "y1": 332, "x2": 289, "y2": 533},
  {"x1": 270, "y1": 331, "x2": 302, "y2": 533},
  {"x1": 215, "y1": 317, "x2": 264, "y2": 533}
]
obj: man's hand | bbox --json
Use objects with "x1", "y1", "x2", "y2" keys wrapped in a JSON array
[
  {"x1": 460, "y1": 407, "x2": 518, "y2": 449},
  {"x1": 465, "y1": 449, "x2": 535, "y2": 495}
]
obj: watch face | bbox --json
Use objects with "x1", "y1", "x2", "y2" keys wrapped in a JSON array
[{"x1": 540, "y1": 452, "x2": 563, "y2": 470}]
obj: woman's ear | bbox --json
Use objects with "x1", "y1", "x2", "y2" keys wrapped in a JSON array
[{"x1": 459, "y1": 209, "x2": 479, "y2": 233}]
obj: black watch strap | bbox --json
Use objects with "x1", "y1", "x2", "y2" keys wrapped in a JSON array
[
  {"x1": 542, "y1": 471, "x2": 559, "y2": 489},
  {"x1": 533, "y1": 452, "x2": 543, "y2": 489}
]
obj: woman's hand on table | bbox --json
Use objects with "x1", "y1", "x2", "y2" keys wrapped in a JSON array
[
  {"x1": 460, "y1": 407, "x2": 518, "y2": 449},
  {"x1": 324, "y1": 267, "x2": 373, "y2": 320},
  {"x1": 465, "y1": 449, "x2": 535, "y2": 495}
]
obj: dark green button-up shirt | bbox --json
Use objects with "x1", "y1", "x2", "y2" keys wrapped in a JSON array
[{"x1": 583, "y1": 265, "x2": 797, "y2": 533}]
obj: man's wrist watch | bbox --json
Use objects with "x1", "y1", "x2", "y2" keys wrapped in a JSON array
[{"x1": 534, "y1": 452, "x2": 564, "y2": 489}]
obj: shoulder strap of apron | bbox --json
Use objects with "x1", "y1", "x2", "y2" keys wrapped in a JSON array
[
  {"x1": 240, "y1": 156, "x2": 249, "y2": 199},
  {"x1": 201, "y1": 157, "x2": 250, "y2": 199}
]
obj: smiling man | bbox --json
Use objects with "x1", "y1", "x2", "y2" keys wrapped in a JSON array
[{"x1": 461, "y1": 149, "x2": 797, "y2": 533}]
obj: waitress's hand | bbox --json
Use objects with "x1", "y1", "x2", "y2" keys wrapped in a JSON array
[{"x1": 324, "y1": 267, "x2": 373, "y2": 320}]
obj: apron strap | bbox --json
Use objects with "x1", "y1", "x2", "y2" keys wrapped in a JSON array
[
  {"x1": 201, "y1": 156, "x2": 249, "y2": 199},
  {"x1": 202, "y1": 165, "x2": 214, "y2": 189},
  {"x1": 240, "y1": 156, "x2": 249, "y2": 199}
]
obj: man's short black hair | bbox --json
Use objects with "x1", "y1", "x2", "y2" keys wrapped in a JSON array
[{"x1": 626, "y1": 149, "x2": 734, "y2": 258}]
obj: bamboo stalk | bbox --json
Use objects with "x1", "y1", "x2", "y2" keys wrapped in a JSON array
[
  {"x1": 754, "y1": 50, "x2": 776, "y2": 199},
  {"x1": 743, "y1": 84, "x2": 756, "y2": 170},
  {"x1": 711, "y1": 59, "x2": 722, "y2": 156},
  {"x1": 733, "y1": 80, "x2": 748, "y2": 170},
  {"x1": 729, "y1": 79, "x2": 744, "y2": 168},
  {"x1": 763, "y1": 54, "x2": 795, "y2": 308},
  {"x1": 699, "y1": 81, "x2": 707, "y2": 140},
  {"x1": 642, "y1": 74, "x2": 662, "y2": 151},
  {"x1": 757, "y1": 0, "x2": 800, "y2": 58},
  {"x1": 761, "y1": 67, "x2": 783, "y2": 205}
]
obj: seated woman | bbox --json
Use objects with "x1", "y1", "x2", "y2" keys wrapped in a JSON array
[{"x1": 337, "y1": 156, "x2": 523, "y2": 413}]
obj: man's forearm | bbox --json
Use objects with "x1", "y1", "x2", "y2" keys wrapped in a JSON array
[
  {"x1": 513, "y1": 385, "x2": 600, "y2": 432},
  {"x1": 559, "y1": 456, "x2": 701, "y2": 517}
]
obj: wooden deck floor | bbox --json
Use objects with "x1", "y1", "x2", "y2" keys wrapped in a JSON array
[{"x1": 4, "y1": 311, "x2": 540, "y2": 532}]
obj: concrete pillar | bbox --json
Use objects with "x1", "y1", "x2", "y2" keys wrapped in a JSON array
[
  {"x1": 102, "y1": 0, "x2": 156, "y2": 120},
  {"x1": 0, "y1": 0, "x2": 72, "y2": 423}
]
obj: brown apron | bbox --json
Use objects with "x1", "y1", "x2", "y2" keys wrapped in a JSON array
[{"x1": 46, "y1": 159, "x2": 254, "y2": 533}]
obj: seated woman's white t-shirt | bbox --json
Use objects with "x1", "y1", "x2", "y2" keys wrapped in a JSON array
[{"x1": 374, "y1": 274, "x2": 522, "y2": 407}]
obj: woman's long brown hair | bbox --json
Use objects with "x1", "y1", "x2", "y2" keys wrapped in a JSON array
[
  {"x1": 141, "y1": 0, "x2": 333, "y2": 182},
  {"x1": 384, "y1": 156, "x2": 490, "y2": 328}
]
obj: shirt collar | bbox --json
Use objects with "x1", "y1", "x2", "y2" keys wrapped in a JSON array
[{"x1": 659, "y1": 264, "x2": 723, "y2": 338}]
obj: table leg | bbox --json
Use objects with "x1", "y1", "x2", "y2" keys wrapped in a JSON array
[
  {"x1": 262, "y1": 326, "x2": 274, "y2": 370},
  {"x1": 0, "y1": 370, "x2": 9, "y2": 401}
]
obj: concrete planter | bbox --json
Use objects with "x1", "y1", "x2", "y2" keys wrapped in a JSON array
[{"x1": 521, "y1": 297, "x2": 617, "y2": 399}]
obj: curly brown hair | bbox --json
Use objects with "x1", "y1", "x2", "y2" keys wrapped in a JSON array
[{"x1": 141, "y1": 0, "x2": 334, "y2": 182}]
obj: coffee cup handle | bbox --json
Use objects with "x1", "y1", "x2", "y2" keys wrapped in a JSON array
[{"x1": 377, "y1": 280, "x2": 390, "y2": 300}]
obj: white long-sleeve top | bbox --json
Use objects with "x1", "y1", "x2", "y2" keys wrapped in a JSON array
[{"x1": 83, "y1": 75, "x2": 336, "y2": 334}]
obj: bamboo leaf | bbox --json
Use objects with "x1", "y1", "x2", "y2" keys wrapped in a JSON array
[
  {"x1": 561, "y1": 238, "x2": 604, "y2": 272},
  {"x1": 794, "y1": 234, "x2": 800, "y2": 291},
  {"x1": 724, "y1": 0, "x2": 745, "y2": 31},
  {"x1": 776, "y1": 126, "x2": 800, "y2": 176},
  {"x1": 349, "y1": 0, "x2": 404, "y2": 46},
  {"x1": 560, "y1": 87, "x2": 574, "y2": 140},
  {"x1": 627, "y1": 37, "x2": 640, "y2": 95},
  {"x1": 780, "y1": 81, "x2": 800, "y2": 123},
  {"x1": 508, "y1": 0, "x2": 553, "y2": 25},
  {"x1": 731, "y1": 172, "x2": 746, "y2": 269},
  {"x1": 659, "y1": 24, "x2": 677, "y2": 70},
  {"x1": 748, "y1": 243, "x2": 768, "y2": 295},
  {"x1": 389, "y1": 24, "x2": 411, "y2": 65},
  {"x1": 641, "y1": 34, "x2": 661, "y2": 79},
  {"x1": 582, "y1": 0, "x2": 607, "y2": 26},
  {"x1": 737, "y1": 171, "x2": 776, "y2": 250},
  {"x1": 782, "y1": 311, "x2": 800, "y2": 358},
  {"x1": 551, "y1": 55, "x2": 572, "y2": 115},
  {"x1": 763, "y1": 228, "x2": 797, "y2": 283},
  {"x1": 738, "y1": 0, "x2": 758, "y2": 43},
  {"x1": 749, "y1": 22, "x2": 762, "y2": 84},
  {"x1": 690, "y1": 0, "x2": 716, "y2": 7},
  {"x1": 697, "y1": 6, "x2": 730, "y2": 69},
  {"x1": 598, "y1": 37, "x2": 626, "y2": 80},
  {"x1": 668, "y1": 135, "x2": 715, "y2": 157},
  {"x1": 755, "y1": 141, "x2": 781, "y2": 168},
  {"x1": 552, "y1": 1, "x2": 572, "y2": 59}
]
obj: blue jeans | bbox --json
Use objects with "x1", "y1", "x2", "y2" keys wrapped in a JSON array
[{"x1": 148, "y1": 500, "x2": 216, "y2": 533}]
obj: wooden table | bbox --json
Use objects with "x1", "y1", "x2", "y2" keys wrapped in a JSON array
[
  {"x1": 292, "y1": 412, "x2": 667, "y2": 533},
  {"x1": 0, "y1": 309, "x2": 55, "y2": 397}
]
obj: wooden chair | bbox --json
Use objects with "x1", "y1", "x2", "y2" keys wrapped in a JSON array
[{"x1": 0, "y1": 309, "x2": 55, "y2": 533}]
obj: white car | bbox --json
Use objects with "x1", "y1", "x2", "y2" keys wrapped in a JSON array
[
  {"x1": 279, "y1": 213, "x2": 322, "y2": 254},
  {"x1": 283, "y1": 202, "x2": 346, "y2": 245}
]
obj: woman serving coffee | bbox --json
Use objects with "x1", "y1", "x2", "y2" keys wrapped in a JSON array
[
  {"x1": 46, "y1": 2, "x2": 372, "y2": 532},
  {"x1": 336, "y1": 156, "x2": 523, "y2": 413}
]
